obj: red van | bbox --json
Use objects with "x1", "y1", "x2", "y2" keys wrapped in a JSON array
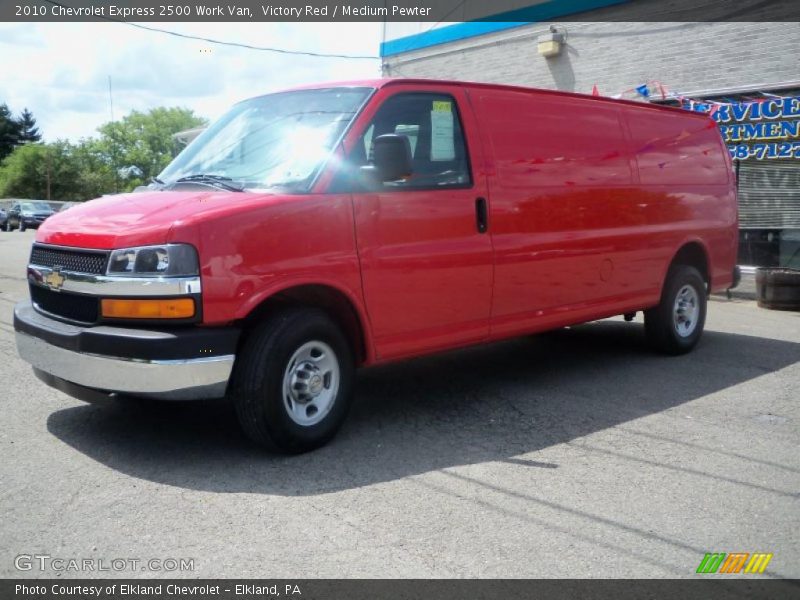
[{"x1": 14, "y1": 79, "x2": 738, "y2": 452}]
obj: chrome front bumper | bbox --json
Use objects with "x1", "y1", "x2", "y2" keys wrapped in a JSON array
[
  {"x1": 14, "y1": 301, "x2": 239, "y2": 401},
  {"x1": 16, "y1": 332, "x2": 234, "y2": 400}
]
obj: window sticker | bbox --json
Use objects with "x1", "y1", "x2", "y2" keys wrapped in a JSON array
[{"x1": 430, "y1": 101, "x2": 455, "y2": 161}]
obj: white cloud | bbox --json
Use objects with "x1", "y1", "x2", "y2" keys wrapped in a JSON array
[{"x1": 0, "y1": 22, "x2": 382, "y2": 141}]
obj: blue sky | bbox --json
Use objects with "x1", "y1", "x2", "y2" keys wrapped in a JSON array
[{"x1": 0, "y1": 22, "x2": 382, "y2": 141}]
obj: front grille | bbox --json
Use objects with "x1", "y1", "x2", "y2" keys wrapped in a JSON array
[
  {"x1": 30, "y1": 285, "x2": 99, "y2": 324},
  {"x1": 30, "y1": 245, "x2": 108, "y2": 275}
]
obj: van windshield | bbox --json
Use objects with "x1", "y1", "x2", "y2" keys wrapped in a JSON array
[{"x1": 159, "y1": 87, "x2": 372, "y2": 192}]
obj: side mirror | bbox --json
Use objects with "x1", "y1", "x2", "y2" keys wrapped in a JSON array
[{"x1": 366, "y1": 134, "x2": 412, "y2": 182}]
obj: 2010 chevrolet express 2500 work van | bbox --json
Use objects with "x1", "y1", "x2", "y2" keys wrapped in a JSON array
[{"x1": 14, "y1": 79, "x2": 738, "y2": 453}]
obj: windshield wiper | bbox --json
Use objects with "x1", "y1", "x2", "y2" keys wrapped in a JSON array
[{"x1": 172, "y1": 174, "x2": 245, "y2": 192}]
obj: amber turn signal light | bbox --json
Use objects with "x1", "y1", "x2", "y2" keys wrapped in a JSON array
[{"x1": 101, "y1": 298, "x2": 195, "y2": 319}]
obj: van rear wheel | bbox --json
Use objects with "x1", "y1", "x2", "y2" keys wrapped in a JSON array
[
  {"x1": 231, "y1": 308, "x2": 354, "y2": 453},
  {"x1": 644, "y1": 265, "x2": 707, "y2": 355}
]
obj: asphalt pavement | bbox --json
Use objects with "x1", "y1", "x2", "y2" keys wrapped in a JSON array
[{"x1": 1, "y1": 229, "x2": 798, "y2": 579}]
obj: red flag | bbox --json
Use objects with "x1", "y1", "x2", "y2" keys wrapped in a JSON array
[{"x1": 591, "y1": 85, "x2": 600, "y2": 96}]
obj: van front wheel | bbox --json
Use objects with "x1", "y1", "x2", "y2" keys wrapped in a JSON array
[
  {"x1": 644, "y1": 265, "x2": 707, "y2": 355},
  {"x1": 231, "y1": 308, "x2": 354, "y2": 453}
]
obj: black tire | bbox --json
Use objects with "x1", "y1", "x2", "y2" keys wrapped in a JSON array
[
  {"x1": 230, "y1": 308, "x2": 355, "y2": 453},
  {"x1": 644, "y1": 265, "x2": 707, "y2": 355}
]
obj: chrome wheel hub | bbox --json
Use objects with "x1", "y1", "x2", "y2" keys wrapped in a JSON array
[
  {"x1": 282, "y1": 341, "x2": 339, "y2": 426},
  {"x1": 673, "y1": 284, "x2": 699, "y2": 338}
]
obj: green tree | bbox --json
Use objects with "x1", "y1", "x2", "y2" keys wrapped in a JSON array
[
  {"x1": 0, "y1": 103, "x2": 21, "y2": 162},
  {"x1": 0, "y1": 141, "x2": 86, "y2": 201},
  {"x1": 96, "y1": 107, "x2": 206, "y2": 190},
  {"x1": 71, "y1": 138, "x2": 116, "y2": 198},
  {"x1": 17, "y1": 108, "x2": 41, "y2": 144},
  {"x1": 0, "y1": 106, "x2": 207, "y2": 201}
]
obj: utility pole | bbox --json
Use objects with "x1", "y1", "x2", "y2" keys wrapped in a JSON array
[
  {"x1": 45, "y1": 146, "x2": 51, "y2": 201},
  {"x1": 108, "y1": 75, "x2": 114, "y2": 123},
  {"x1": 109, "y1": 75, "x2": 119, "y2": 193}
]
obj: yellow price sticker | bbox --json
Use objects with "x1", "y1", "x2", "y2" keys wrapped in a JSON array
[{"x1": 432, "y1": 101, "x2": 452, "y2": 112}]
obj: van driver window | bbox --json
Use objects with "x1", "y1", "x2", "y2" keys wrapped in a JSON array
[{"x1": 352, "y1": 93, "x2": 471, "y2": 190}]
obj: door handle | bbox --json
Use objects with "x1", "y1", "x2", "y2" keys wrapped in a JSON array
[{"x1": 475, "y1": 197, "x2": 488, "y2": 234}]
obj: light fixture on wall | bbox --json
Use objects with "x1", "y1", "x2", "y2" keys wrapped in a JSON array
[{"x1": 537, "y1": 25, "x2": 566, "y2": 58}]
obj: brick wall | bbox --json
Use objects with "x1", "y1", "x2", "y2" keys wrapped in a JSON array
[{"x1": 382, "y1": 22, "x2": 800, "y2": 96}]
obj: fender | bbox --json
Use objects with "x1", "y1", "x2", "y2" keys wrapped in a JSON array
[
  {"x1": 233, "y1": 275, "x2": 377, "y2": 365},
  {"x1": 659, "y1": 236, "x2": 712, "y2": 291}
]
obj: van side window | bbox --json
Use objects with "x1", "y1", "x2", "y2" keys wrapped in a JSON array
[{"x1": 352, "y1": 93, "x2": 471, "y2": 190}]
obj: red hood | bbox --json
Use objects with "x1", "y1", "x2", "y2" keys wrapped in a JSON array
[{"x1": 36, "y1": 190, "x2": 283, "y2": 249}]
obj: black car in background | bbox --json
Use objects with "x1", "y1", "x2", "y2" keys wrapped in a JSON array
[
  {"x1": 4, "y1": 201, "x2": 55, "y2": 231},
  {"x1": 0, "y1": 206, "x2": 7, "y2": 231}
]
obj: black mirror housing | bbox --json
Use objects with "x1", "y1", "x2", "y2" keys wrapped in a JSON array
[{"x1": 370, "y1": 134, "x2": 412, "y2": 182}]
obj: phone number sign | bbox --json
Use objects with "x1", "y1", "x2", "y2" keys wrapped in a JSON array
[{"x1": 690, "y1": 95, "x2": 800, "y2": 160}]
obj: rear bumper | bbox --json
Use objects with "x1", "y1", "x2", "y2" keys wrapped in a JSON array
[
  {"x1": 731, "y1": 265, "x2": 742, "y2": 289},
  {"x1": 14, "y1": 301, "x2": 240, "y2": 401}
]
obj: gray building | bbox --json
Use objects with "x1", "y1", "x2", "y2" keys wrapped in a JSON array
[{"x1": 381, "y1": 3, "x2": 800, "y2": 268}]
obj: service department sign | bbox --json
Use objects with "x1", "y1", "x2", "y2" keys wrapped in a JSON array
[{"x1": 702, "y1": 95, "x2": 800, "y2": 160}]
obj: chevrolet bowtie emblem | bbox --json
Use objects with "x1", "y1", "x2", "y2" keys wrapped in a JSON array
[{"x1": 44, "y1": 269, "x2": 66, "y2": 291}]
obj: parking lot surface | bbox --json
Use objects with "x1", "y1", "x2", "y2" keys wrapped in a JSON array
[{"x1": 1, "y1": 230, "x2": 798, "y2": 578}]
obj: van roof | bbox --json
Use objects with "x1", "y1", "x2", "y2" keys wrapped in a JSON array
[{"x1": 264, "y1": 77, "x2": 710, "y2": 121}]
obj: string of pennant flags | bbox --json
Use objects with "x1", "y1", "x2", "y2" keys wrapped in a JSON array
[{"x1": 590, "y1": 80, "x2": 798, "y2": 118}]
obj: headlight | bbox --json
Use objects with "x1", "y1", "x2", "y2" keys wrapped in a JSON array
[{"x1": 107, "y1": 244, "x2": 199, "y2": 277}]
